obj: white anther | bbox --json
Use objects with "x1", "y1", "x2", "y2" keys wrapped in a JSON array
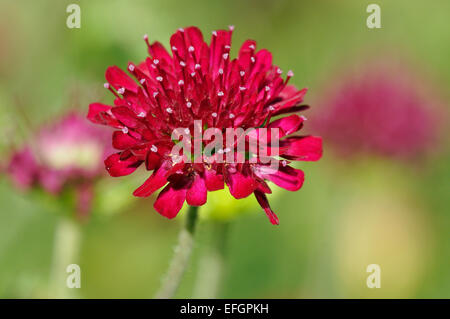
[
  {"x1": 156, "y1": 76, "x2": 163, "y2": 82},
  {"x1": 251, "y1": 57, "x2": 256, "y2": 63},
  {"x1": 217, "y1": 91, "x2": 224, "y2": 97},
  {"x1": 212, "y1": 112, "x2": 218, "y2": 118},
  {"x1": 153, "y1": 59, "x2": 159, "y2": 65},
  {"x1": 128, "y1": 64, "x2": 135, "y2": 71},
  {"x1": 229, "y1": 113, "x2": 235, "y2": 119},
  {"x1": 240, "y1": 71, "x2": 245, "y2": 77},
  {"x1": 122, "y1": 127, "x2": 129, "y2": 134},
  {"x1": 300, "y1": 115, "x2": 307, "y2": 121},
  {"x1": 225, "y1": 45, "x2": 231, "y2": 50},
  {"x1": 153, "y1": 91, "x2": 159, "y2": 98},
  {"x1": 172, "y1": 46, "x2": 177, "y2": 51},
  {"x1": 249, "y1": 44, "x2": 255, "y2": 50},
  {"x1": 268, "y1": 105, "x2": 275, "y2": 111},
  {"x1": 166, "y1": 107, "x2": 173, "y2": 113},
  {"x1": 140, "y1": 78, "x2": 146, "y2": 84},
  {"x1": 186, "y1": 102, "x2": 192, "y2": 108},
  {"x1": 118, "y1": 87, "x2": 125, "y2": 94},
  {"x1": 212, "y1": 31, "x2": 217, "y2": 36},
  {"x1": 195, "y1": 63, "x2": 201, "y2": 69},
  {"x1": 265, "y1": 86, "x2": 270, "y2": 92},
  {"x1": 178, "y1": 80, "x2": 184, "y2": 85},
  {"x1": 228, "y1": 25, "x2": 235, "y2": 31},
  {"x1": 222, "y1": 53, "x2": 229, "y2": 59},
  {"x1": 188, "y1": 46, "x2": 195, "y2": 52},
  {"x1": 103, "y1": 83, "x2": 110, "y2": 89},
  {"x1": 178, "y1": 28, "x2": 184, "y2": 32},
  {"x1": 218, "y1": 68, "x2": 224, "y2": 75},
  {"x1": 287, "y1": 70, "x2": 294, "y2": 77},
  {"x1": 224, "y1": 147, "x2": 231, "y2": 153},
  {"x1": 239, "y1": 86, "x2": 246, "y2": 91},
  {"x1": 179, "y1": 61, "x2": 186, "y2": 67},
  {"x1": 138, "y1": 112, "x2": 146, "y2": 118},
  {"x1": 190, "y1": 72, "x2": 196, "y2": 77},
  {"x1": 277, "y1": 68, "x2": 283, "y2": 74},
  {"x1": 184, "y1": 128, "x2": 190, "y2": 135},
  {"x1": 151, "y1": 145, "x2": 158, "y2": 152},
  {"x1": 143, "y1": 34, "x2": 148, "y2": 41},
  {"x1": 217, "y1": 149, "x2": 224, "y2": 154},
  {"x1": 281, "y1": 160, "x2": 287, "y2": 167}
]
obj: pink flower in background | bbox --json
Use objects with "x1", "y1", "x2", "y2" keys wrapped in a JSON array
[
  {"x1": 313, "y1": 60, "x2": 439, "y2": 160},
  {"x1": 88, "y1": 26, "x2": 322, "y2": 225},
  {"x1": 7, "y1": 112, "x2": 112, "y2": 216}
]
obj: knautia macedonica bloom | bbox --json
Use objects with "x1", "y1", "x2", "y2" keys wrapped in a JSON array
[
  {"x1": 7, "y1": 112, "x2": 112, "y2": 215},
  {"x1": 88, "y1": 26, "x2": 322, "y2": 225},
  {"x1": 313, "y1": 59, "x2": 439, "y2": 160}
]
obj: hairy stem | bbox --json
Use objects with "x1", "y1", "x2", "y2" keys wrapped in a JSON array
[
  {"x1": 192, "y1": 221, "x2": 229, "y2": 298},
  {"x1": 155, "y1": 205, "x2": 199, "y2": 299}
]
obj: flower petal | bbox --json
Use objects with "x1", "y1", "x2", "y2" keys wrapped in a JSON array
[
  {"x1": 254, "y1": 190, "x2": 279, "y2": 225},
  {"x1": 133, "y1": 161, "x2": 170, "y2": 197},
  {"x1": 204, "y1": 168, "x2": 224, "y2": 191},
  {"x1": 268, "y1": 114, "x2": 305, "y2": 137},
  {"x1": 105, "y1": 66, "x2": 139, "y2": 93},
  {"x1": 281, "y1": 136, "x2": 323, "y2": 161},
  {"x1": 153, "y1": 183, "x2": 187, "y2": 219},
  {"x1": 226, "y1": 169, "x2": 256, "y2": 199},
  {"x1": 259, "y1": 165, "x2": 304, "y2": 191},
  {"x1": 105, "y1": 152, "x2": 142, "y2": 177},
  {"x1": 186, "y1": 174, "x2": 207, "y2": 206}
]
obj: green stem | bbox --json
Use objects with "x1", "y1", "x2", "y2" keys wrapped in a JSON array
[
  {"x1": 155, "y1": 205, "x2": 199, "y2": 299},
  {"x1": 49, "y1": 217, "x2": 81, "y2": 298},
  {"x1": 192, "y1": 221, "x2": 229, "y2": 298}
]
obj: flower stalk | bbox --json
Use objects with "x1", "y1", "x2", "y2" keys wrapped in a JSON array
[{"x1": 155, "y1": 205, "x2": 199, "y2": 299}]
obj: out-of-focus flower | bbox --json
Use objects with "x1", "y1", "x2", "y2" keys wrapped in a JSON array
[
  {"x1": 88, "y1": 26, "x2": 322, "y2": 225},
  {"x1": 313, "y1": 59, "x2": 439, "y2": 160},
  {"x1": 7, "y1": 112, "x2": 112, "y2": 216}
]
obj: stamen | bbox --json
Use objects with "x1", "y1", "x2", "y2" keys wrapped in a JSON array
[
  {"x1": 277, "y1": 68, "x2": 283, "y2": 74},
  {"x1": 251, "y1": 57, "x2": 256, "y2": 63},
  {"x1": 240, "y1": 71, "x2": 245, "y2": 77},
  {"x1": 239, "y1": 86, "x2": 246, "y2": 91},
  {"x1": 151, "y1": 145, "x2": 158, "y2": 152},
  {"x1": 153, "y1": 59, "x2": 159, "y2": 65},
  {"x1": 229, "y1": 113, "x2": 235, "y2": 119},
  {"x1": 228, "y1": 25, "x2": 235, "y2": 31},
  {"x1": 140, "y1": 78, "x2": 146, "y2": 84},
  {"x1": 281, "y1": 160, "x2": 287, "y2": 167},
  {"x1": 172, "y1": 46, "x2": 177, "y2": 51},
  {"x1": 178, "y1": 28, "x2": 184, "y2": 32},
  {"x1": 184, "y1": 128, "x2": 190, "y2": 135},
  {"x1": 224, "y1": 147, "x2": 231, "y2": 153},
  {"x1": 188, "y1": 46, "x2": 195, "y2": 52},
  {"x1": 268, "y1": 105, "x2": 275, "y2": 111},
  {"x1": 186, "y1": 102, "x2": 192, "y2": 108},
  {"x1": 217, "y1": 149, "x2": 224, "y2": 154},
  {"x1": 138, "y1": 112, "x2": 146, "y2": 117},
  {"x1": 222, "y1": 53, "x2": 229, "y2": 59},
  {"x1": 122, "y1": 127, "x2": 129, "y2": 134},
  {"x1": 166, "y1": 107, "x2": 173, "y2": 113},
  {"x1": 249, "y1": 44, "x2": 255, "y2": 50},
  {"x1": 265, "y1": 86, "x2": 270, "y2": 92},
  {"x1": 118, "y1": 87, "x2": 125, "y2": 94},
  {"x1": 212, "y1": 112, "x2": 218, "y2": 118},
  {"x1": 156, "y1": 76, "x2": 163, "y2": 82},
  {"x1": 300, "y1": 115, "x2": 307, "y2": 121},
  {"x1": 212, "y1": 31, "x2": 217, "y2": 36},
  {"x1": 287, "y1": 70, "x2": 294, "y2": 77},
  {"x1": 178, "y1": 80, "x2": 184, "y2": 86},
  {"x1": 217, "y1": 91, "x2": 224, "y2": 97},
  {"x1": 195, "y1": 64, "x2": 201, "y2": 70},
  {"x1": 103, "y1": 83, "x2": 110, "y2": 89},
  {"x1": 190, "y1": 72, "x2": 196, "y2": 77},
  {"x1": 128, "y1": 64, "x2": 135, "y2": 72},
  {"x1": 143, "y1": 34, "x2": 148, "y2": 41},
  {"x1": 218, "y1": 68, "x2": 224, "y2": 75},
  {"x1": 153, "y1": 92, "x2": 159, "y2": 98},
  {"x1": 179, "y1": 61, "x2": 186, "y2": 67}
]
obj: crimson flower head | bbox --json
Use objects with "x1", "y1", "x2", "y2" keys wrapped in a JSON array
[
  {"x1": 7, "y1": 112, "x2": 112, "y2": 215},
  {"x1": 314, "y1": 59, "x2": 439, "y2": 160},
  {"x1": 88, "y1": 26, "x2": 322, "y2": 225}
]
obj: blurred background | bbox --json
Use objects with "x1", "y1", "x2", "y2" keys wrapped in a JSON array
[{"x1": 0, "y1": 0, "x2": 449, "y2": 298}]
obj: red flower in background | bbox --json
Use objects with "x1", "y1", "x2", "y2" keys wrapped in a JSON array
[
  {"x1": 7, "y1": 112, "x2": 112, "y2": 216},
  {"x1": 313, "y1": 59, "x2": 439, "y2": 160},
  {"x1": 88, "y1": 26, "x2": 322, "y2": 224}
]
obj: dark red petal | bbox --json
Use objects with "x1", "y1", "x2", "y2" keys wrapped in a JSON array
[
  {"x1": 133, "y1": 161, "x2": 170, "y2": 197},
  {"x1": 105, "y1": 66, "x2": 138, "y2": 93},
  {"x1": 281, "y1": 136, "x2": 323, "y2": 161},
  {"x1": 186, "y1": 174, "x2": 207, "y2": 206},
  {"x1": 87, "y1": 103, "x2": 120, "y2": 128},
  {"x1": 112, "y1": 131, "x2": 138, "y2": 150},
  {"x1": 254, "y1": 190, "x2": 279, "y2": 225},
  {"x1": 104, "y1": 152, "x2": 142, "y2": 177},
  {"x1": 153, "y1": 183, "x2": 187, "y2": 219},
  {"x1": 260, "y1": 165, "x2": 305, "y2": 191},
  {"x1": 268, "y1": 114, "x2": 305, "y2": 137},
  {"x1": 110, "y1": 106, "x2": 139, "y2": 128},
  {"x1": 204, "y1": 168, "x2": 224, "y2": 191},
  {"x1": 226, "y1": 170, "x2": 256, "y2": 199}
]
